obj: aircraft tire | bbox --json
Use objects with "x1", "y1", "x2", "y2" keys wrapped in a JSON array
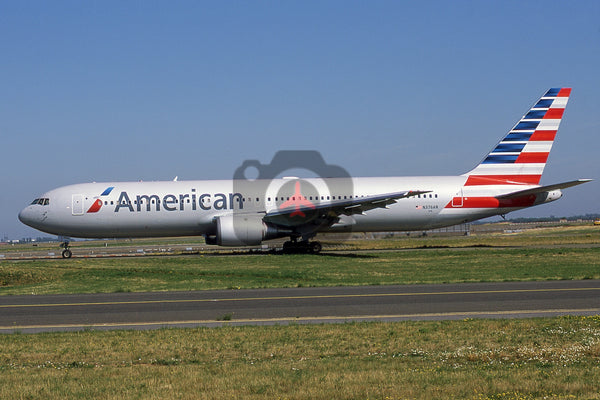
[
  {"x1": 309, "y1": 241, "x2": 322, "y2": 254},
  {"x1": 62, "y1": 249, "x2": 72, "y2": 259}
]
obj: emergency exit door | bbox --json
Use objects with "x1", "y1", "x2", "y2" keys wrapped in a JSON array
[{"x1": 72, "y1": 194, "x2": 84, "y2": 215}]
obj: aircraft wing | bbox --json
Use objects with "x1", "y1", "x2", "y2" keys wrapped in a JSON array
[
  {"x1": 496, "y1": 179, "x2": 592, "y2": 200},
  {"x1": 263, "y1": 190, "x2": 430, "y2": 228}
]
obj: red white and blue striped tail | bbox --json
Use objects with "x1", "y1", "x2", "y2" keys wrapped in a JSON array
[{"x1": 463, "y1": 88, "x2": 571, "y2": 186}]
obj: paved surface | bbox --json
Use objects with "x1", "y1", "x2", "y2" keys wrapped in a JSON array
[{"x1": 1, "y1": 280, "x2": 599, "y2": 333}]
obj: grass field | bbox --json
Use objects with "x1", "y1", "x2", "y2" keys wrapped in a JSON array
[
  {"x1": 1, "y1": 225, "x2": 599, "y2": 399},
  {"x1": 1, "y1": 317, "x2": 600, "y2": 399},
  {"x1": 0, "y1": 227, "x2": 600, "y2": 295},
  {"x1": 1, "y1": 238, "x2": 599, "y2": 295}
]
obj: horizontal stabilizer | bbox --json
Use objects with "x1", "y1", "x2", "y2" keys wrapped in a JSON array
[{"x1": 496, "y1": 179, "x2": 592, "y2": 200}]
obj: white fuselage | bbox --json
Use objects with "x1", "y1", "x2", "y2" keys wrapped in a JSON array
[{"x1": 18, "y1": 176, "x2": 551, "y2": 239}]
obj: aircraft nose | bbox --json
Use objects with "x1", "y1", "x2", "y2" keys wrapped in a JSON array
[
  {"x1": 18, "y1": 206, "x2": 39, "y2": 228},
  {"x1": 18, "y1": 206, "x2": 31, "y2": 225}
]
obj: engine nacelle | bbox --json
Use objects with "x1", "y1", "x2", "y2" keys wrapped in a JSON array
[
  {"x1": 209, "y1": 214, "x2": 288, "y2": 246},
  {"x1": 541, "y1": 189, "x2": 563, "y2": 203}
]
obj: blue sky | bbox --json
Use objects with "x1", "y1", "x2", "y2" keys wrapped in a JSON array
[{"x1": 1, "y1": 1, "x2": 599, "y2": 238}]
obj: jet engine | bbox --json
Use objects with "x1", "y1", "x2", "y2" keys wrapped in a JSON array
[{"x1": 205, "y1": 214, "x2": 288, "y2": 246}]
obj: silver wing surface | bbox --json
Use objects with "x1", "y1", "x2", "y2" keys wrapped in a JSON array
[{"x1": 263, "y1": 190, "x2": 430, "y2": 234}]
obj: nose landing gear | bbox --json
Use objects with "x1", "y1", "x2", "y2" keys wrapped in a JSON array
[{"x1": 59, "y1": 241, "x2": 72, "y2": 259}]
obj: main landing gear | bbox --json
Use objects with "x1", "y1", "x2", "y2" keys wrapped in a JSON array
[
  {"x1": 282, "y1": 240, "x2": 322, "y2": 254},
  {"x1": 59, "y1": 241, "x2": 72, "y2": 259}
]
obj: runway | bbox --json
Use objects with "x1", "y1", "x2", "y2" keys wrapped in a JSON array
[{"x1": 1, "y1": 280, "x2": 600, "y2": 333}]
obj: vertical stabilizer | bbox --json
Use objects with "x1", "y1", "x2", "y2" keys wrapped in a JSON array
[{"x1": 463, "y1": 88, "x2": 571, "y2": 186}]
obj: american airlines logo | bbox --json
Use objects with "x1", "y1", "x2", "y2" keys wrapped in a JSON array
[
  {"x1": 113, "y1": 190, "x2": 246, "y2": 212},
  {"x1": 111, "y1": 182, "x2": 316, "y2": 215},
  {"x1": 90, "y1": 181, "x2": 318, "y2": 215},
  {"x1": 86, "y1": 187, "x2": 114, "y2": 213}
]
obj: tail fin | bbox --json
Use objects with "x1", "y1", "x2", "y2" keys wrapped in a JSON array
[{"x1": 463, "y1": 88, "x2": 571, "y2": 186}]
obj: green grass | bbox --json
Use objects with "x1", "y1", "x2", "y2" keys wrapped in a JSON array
[
  {"x1": 1, "y1": 317, "x2": 600, "y2": 399},
  {"x1": 1, "y1": 246, "x2": 599, "y2": 295}
]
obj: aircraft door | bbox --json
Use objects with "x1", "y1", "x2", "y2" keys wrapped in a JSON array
[
  {"x1": 72, "y1": 194, "x2": 84, "y2": 215},
  {"x1": 451, "y1": 189, "x2": 463, "y2": 207}
]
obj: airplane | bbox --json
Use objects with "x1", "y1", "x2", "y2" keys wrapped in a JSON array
[{"x1": 19, "y1": 88, "x2": 591, "y2": 258}]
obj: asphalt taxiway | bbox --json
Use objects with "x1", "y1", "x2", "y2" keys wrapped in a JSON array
[{"x1": 1, "y1": 280, "x2": 599, "y2": 333}]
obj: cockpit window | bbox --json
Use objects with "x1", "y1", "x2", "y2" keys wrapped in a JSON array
[{"x1": 30, "y1": 198, "x2": 50, "y2": 206}]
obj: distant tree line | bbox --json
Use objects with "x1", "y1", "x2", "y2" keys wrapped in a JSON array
[{"x1": 505, "y1": 213, "x2": 600, "y2": 223}]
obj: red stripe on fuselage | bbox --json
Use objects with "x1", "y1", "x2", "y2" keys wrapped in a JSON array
[
  {"x1": 464, "y1": 175, "x2": 541, "y2": 186},
  {"x1": 445, "y1": 195, "x2": 537, "y2": 209}
]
